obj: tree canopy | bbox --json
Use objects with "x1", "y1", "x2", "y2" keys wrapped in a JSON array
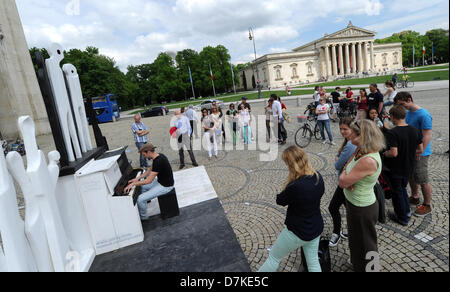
[
  {"x1": 375, "y1": 29, "x2": 449, "y2": 66},
  {"x1": 30, "y1": 44, "x2": 241, "y2": 109}
]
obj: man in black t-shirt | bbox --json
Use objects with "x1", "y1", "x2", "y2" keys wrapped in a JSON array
[
  {"x1": 383, "y1": 105, "x2": 423, "y2": 226},
  {"x1": 367, "y1": 83, "x2": 384, "y2": 114},
  {"x1": 330, "y1": 87, "x2": 342, "y2": 120},
  {"x1": 125, "y1": 143, "x2": 175, "y2": 220}
]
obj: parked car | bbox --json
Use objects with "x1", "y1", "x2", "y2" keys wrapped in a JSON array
[
  {"x1": 141, "y1": 106, "x2": 169, "y2": 118},
  {"x1": 199, "y1": 99, "x2": 224, "y2": 111}
]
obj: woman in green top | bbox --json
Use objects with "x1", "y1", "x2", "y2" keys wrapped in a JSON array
[{"x1": 339, "y1": 119, "x2": 385, "y2": 272}]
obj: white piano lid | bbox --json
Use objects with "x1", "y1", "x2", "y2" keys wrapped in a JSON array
[{"x1": 75, "y1": 155, "x2": 121, "y2": 177}]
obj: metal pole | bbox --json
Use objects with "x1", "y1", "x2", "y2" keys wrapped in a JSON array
[
  {"x1": 231, "y1": 63, "x2": 237, "y2": 95},
  {"x1": 210, "y1": 64, "x2": 216, "y2": 98}
]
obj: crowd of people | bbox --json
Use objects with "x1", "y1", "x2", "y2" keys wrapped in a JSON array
[
  {"x1": 129, "y1": 81, "x2": 434, "y2": 272},
  {"x1": 257, "y1": 87, "x2": 434, "y2": 272}
]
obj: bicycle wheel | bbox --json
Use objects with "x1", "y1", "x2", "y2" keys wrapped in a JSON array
[
  {"x1": 314, "y1": 122, "x2": 322, "y2": 140},
  {"x1": 397, "y1": 82, "x2": 403, "y2": 89},
  {"x1": 406, "y1": 81, "x2": 414, "y2": 88},
  {"x1": 295, "y1": 126, "x2": 312, "y2": 148}
]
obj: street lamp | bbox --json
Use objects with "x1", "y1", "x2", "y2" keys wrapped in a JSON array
[{"x1": 249, "y1": 27, "x2": 261, "y2": 97}]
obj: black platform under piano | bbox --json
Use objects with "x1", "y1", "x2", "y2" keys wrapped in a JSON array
[{"x1": 89, "y1": 199, "x2": 251, "y2": 272}]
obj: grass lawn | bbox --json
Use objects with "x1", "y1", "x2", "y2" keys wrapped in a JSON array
[
  {"x1": 295, "y1": 70, "x2": 449, "y2": 89},
  {"x1": 409, "y1": 64, "x2": 449, "y2": 71}
]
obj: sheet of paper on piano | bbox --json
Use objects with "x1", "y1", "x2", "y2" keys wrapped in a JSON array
[{"x1": 147, "y1": 166, "x2": 218, "y2": 217}]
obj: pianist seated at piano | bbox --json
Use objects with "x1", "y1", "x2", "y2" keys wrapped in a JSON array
[{"x1": 124, "y1": 143, "x2": 175, "y2": 221}]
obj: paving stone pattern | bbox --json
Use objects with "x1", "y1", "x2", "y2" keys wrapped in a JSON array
[{"x1": 28, "y1": 88, "x2": 449, "y2": 272}]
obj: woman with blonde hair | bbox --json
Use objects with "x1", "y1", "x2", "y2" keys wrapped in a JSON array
[
  {"x1": 339, "y1": 119, "x2": 385, "y2": 272},
  {"x1": 259, "y1": 146, "x2": 324, "y2": 272}
]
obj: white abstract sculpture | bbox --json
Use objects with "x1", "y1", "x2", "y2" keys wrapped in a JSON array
[
  {"x1": 18, "y1": 116, "x2": 72, "y2": 272},
  {"x1": 0, "y1": 245, "x2": 6, "y2": 272},
  {"x1": 6, "y1": 151, "x2": 53, "y2": 272},
  {"x1": 0, "y1": 143, "x2": 37, "y2": 272},
  {"x1": 62, "y1": 64, "x2": 93, "y2": 154},
  {"x1": 45, "y1": 43, "x2": 82, "y2": 162}
]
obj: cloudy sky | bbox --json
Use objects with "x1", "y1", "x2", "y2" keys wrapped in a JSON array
[{"x1": 16, "y1": 0, "x2": 449, "y2": 71}]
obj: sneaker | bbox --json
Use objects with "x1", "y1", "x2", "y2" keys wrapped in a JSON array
[
  {"x1": 193, "y1": 163, "x2": 199, "y2": 167},
  {"x1": 322, "y1": 140, "x2": 327, "y2": 145},
  {"x1": 329, "y1": 233, "x2": 341, "y2": 247},
  {"x1": 409, "y1": 196, "x2": 420, "y2": 205},
  {"x1": 347, "y1": 258, "x2": 353, "y2": 266},
  {"x1": 330, "y1": 141, "x2": 336, "y2": 146},
  {"x1": 388, "y1": 212, "x2": 409, "y2": 226},
  {"x1": 414, "y1": 204, "x2": 432, "y2": 217},
  {"x1": 340, "y1": 231, "x2": 348, "y2": 239},
  {"x1": 179, "y1": 164, "x2": 185, "y2": 170}
]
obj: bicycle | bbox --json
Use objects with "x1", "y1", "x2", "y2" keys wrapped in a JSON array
[
  {"x1": 396, "y1": 80, "x2": 414, "y2": 89},
  {"x1": 295, "y1": 115, "x2": 321, "y2": 148}
]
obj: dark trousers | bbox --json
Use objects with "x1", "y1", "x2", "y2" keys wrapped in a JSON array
[
  {"x1": 190, "y1": 120, "x2": 198, "y2": 138},
  {"x1": 346, "y1": 200, "x2": 379, "y2": 272},
  {"x1": 135, "y1": 142, "x2": 148, "y2": 168},
  {"x1": 328, "y1": 186, "x2": 346, "y2": 235},
  {"x1": 389, "y1": 174, "x2": 410, "y2": 222},
  {"x1": 178, "y1": 133, "x2": 197, "y2": 166},
  {"x1": 266, "y1": 120, "x2": 271, "y2": 141}
]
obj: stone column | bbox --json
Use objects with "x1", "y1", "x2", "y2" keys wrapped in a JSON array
[
  {"x1": 324, "y1": 45, "x2": 331, "y2": 78},
  {"x1": 351, "y1": 43, "x2": 356, "y2": 73},
  {"x1": 320, "y1": 47, "x2": 326, "y2": 78},
  {"x1": 345, "y1": 43, "x2": 351, "y2": 75},
  {"x1": 363, "y1": 42, "x2": 369, "y2": 72},
  {"x1": 338, "y1": 44, "x2": 344, "y2": 75},
  {"x1": 370, "y1": 41, "x2": 375, "y2": 72},
  {"x1": 331, "y1": 44, "x2": 337, "y2": 76},
  {"x1": 0, "y1": 0, "x2": 50, "y2": 138},
  {"x1": 357, "y1": 42, "x2": 363, "y2": 73}
]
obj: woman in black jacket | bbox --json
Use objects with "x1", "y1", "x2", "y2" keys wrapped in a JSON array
[{"x1": 258, "y1": 146, "x2": 324, "y2": 272}]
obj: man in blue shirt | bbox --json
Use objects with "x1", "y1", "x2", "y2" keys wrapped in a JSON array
[
  {"x1": 395, "y1": 92, "x2": 433, "y2": 217},
  {"x1": 132, "y1": 114, "x2": 150, "y2": 168},
  {"x1": 174, "y1": 109, "x2": 198, "y2": 170}
]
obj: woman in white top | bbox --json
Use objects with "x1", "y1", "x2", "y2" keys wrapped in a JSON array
[
  {"x1": 211, "y1": 106, "x2": 223, "y2": 145},
  {"x1": 382, "y1": 80, "x2": 397, "y2": 117},
  {"x1": 201, "y1": 108, "x2": 218, "y2": 159},
  {"x1": 238, "y1": 104, "x2": 252, "y2": 144},
  {"x1": 315, "y1": 96, "x2": 335, "y2": 145}
]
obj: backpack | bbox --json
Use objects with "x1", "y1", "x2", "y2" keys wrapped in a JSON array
[{"x1": 299, "y1": 239, "x2": 331, "y2": 272}]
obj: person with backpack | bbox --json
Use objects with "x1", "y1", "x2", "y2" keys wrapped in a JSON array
[
  {"x1": 258, "y1": 146, "x2": 324, "y2": 272},
  {"x1": 383, "y1": 105, "x2": 424, "y2": 226}
]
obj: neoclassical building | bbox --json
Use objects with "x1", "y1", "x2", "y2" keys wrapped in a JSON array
[{"x1": 238, "y1": 22, "x2": 403, "y2": 90}]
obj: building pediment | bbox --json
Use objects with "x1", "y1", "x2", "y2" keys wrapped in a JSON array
[
  {"x1": 325, "y1": 27, "x2": 376, "y2": 39},
  {"x1": 293, "y1": 22, "x2": 376, "y2": 52}
]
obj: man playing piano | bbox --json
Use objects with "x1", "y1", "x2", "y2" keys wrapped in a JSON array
[{"x1": 124, "y1": 143, "x2": 175, "y2": 221}]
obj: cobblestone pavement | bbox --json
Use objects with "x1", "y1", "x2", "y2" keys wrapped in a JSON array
[{"x1": 29, "y1": 87, "x2": 449, "y2": 272}]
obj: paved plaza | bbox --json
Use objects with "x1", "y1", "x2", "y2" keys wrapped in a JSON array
[{"x1": 32, "y1": 84, "x2": 449, "y2": 272}]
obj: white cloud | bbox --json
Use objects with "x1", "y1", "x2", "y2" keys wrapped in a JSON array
[{"x1": 14, "y1": 0, "x2": 449, "y2": 71}]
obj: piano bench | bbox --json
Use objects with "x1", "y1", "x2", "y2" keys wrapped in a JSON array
[{"x1": 157, "y1": 188, "x2": 180, "y2": 220}]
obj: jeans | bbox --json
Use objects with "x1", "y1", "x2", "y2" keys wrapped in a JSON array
[
  {"x1": 135, "y1": 142, "x2": 148, "y2": 168},
  {"x1": 137, "y1": 178, "x2": 174, "y2": 219},
  {"x1": 258, "y1": 228, "x2": 321, "y2": 272},
  {"x1": 317, "y1": 119, "x2": 333, "y2": 142},
  {"x1": 328, "y1": 186, "x2": 346, "y2": 235},
  {"x1": 243, "y1": 126, "x2": 253, "y2": 144},
  {"x1": 278, "y1": 118, "x2": 287, "y2": 141},
  {"x1": 389, "y1": 174, "x2": 410, "y2": 222}
]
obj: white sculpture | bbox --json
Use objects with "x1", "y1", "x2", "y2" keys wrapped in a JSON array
[
  {"x1": 0, "y1": 143, "x2": 37, "y2": 272},
  {"x1": 6, "y1": 151, "x2": 54, "y2": 272},
  {"x1": 18, "y1": 116, "x2": 72, "y2": 272},
  {"x1": 45, "y1": 43, "x2": 82, "y2": 162},
  {"x1": 62, "y1": 64, "x2": 93, "y2": 154},
  {"x1": 0, "y1": 245, "x2": 6, "y2": 272}
]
